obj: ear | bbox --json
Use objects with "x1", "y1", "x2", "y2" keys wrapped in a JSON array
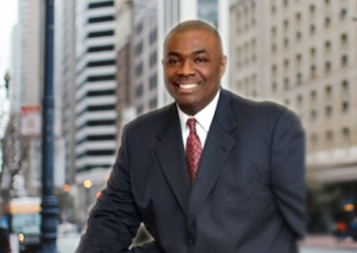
[{"x1": 219, "y1": 55, "x2": 227, "y2": 78}]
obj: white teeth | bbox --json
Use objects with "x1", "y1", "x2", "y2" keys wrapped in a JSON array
[{"x1": 179, "y1": 83, "x2": 198, "y2": 89}]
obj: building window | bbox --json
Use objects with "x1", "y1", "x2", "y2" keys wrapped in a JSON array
[
  {"x1": 135, "y1": 62, "x2": 143, "y2": 76},
  {"x1": 87, "y1": 74, "x2": 115, "y2": 82},
  {"x1": 87, "y1": 60, "x2": 115, "y2": 67},
  {"x1": 325, "y1": 41, "x2": 332, "y2": 71},
  {"x1": 283, "y1": 20, "x2": 289, "y2": 47},
  {"x1": 325, "y1": 0, "x2": 332, "y2": 25},
  {"x1": 271, "y1": 0, "x2": 277, "y2": 13},
  {"x1": 87, "y1": 30, "x2": 114, "y2": 38},
  {"x1": 341, "y1": 34, "x2": 348, "y2": 65},
  {"x1": 272, "y1": 65, "x2": 278, "y2": 91},
  {"x1": 310, "y1": 133, "x2": 318, "y2": 153},
  {"x1": 149, "y1": 28, "x2": 157, "y2": 44},
  {"x1": 340, "y1": 0, "x2": 348, "y2": 18},
  {"x1": 310, "y1": 5, "x2": 316, "y2": 33},
  {"x1": 283, "y1": 59, "x2": 290, "y2": 89},
  {"x1": 326, "y1": 131, "x2": 334, "y2": 152},
  {"x1": 236, "y1": 10, "x2": 242, "y2": 34},
  {"x1": 251, "y1": 38, "x2": 256, "y2": 61},
  {"x1": 296, "y1": 54, "x2": 303, "y2": 83},
  {"x1": 252, "y1": 74, "x2": 257, "y2": 97},
  {"x1": 149, "y1": 74, "x2": 157, "y2": 90},
  {"x1": 88, "y1": 15, "x2": 114, "y2": 23},
  {"x1": 296, "y1": 95, "x2": 303, "y2": 119},
  {"x1": 310, "y1": 91, "x2": 317, "y2": 118},
  {"x1": 251, "y1": 2, "x2": 256, "y2": 25},
  {"x1": 310, "y1": 48, "x2": 317, "y2": 76},
  {"x1": 325, "y1": 86, "x2": 333, "y2": 114},
  {"x1": 136, "y1": 104, "x2": 143, "y2": 115},
  {"x1": 149, "y1": 50, "x2": 157, "y2": 67},
  {"x1": 135, "y1": 41, "x2": 143, "y2": 56},
  {"x1": 271, "y1": 26, "x2": 277, "y2": 52},
  {"x1": 244, "y1": 77, "x2": 250, "y2": 97},
  {"x1": 149, "y1": 97, "x2": 157, "y2": 110},
  {"x1": 237, "y1": 46, "x2": 242, "y2": 68},
  {"x1": 342, "y1": 128, "x2": 350, "y2": 149},
  {"x1": 88, "y1": 1, "x2": 114, "y2": 9},
  {"x1": 236, "y1": 80, "x2": 243, "y2": 93},
  {"x1": 284, "y1": 0, "x2": 289, "y2": 8},
  {"x1": 296, "y1": 13, "x2": 302, "y2": 40},
  {"x1": 244, "y1": 5, "x2": 249, "y2": 29},
  {"x1": 135, "y1": 21, "x2": 143, "y2": 34},
  {"x1": 88, "y1": 45, "x2": 114, "y2": 52},
  {"x1": 244, "y1": 42, "x2": 249, "y2": 64},
  {"x1": 135, "y1": 83, "x2": 143, "y2": 98},
  {"x1": 341, "y1": 80, "x2": 349, "y2": 110}
]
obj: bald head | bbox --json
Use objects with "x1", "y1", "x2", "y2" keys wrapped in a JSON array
[
  {"x1": 164, "y1": 20, "x2": 224, "y2": 55},
  {"x1": 162, "y1": 19, "x2": 227, "y2": 115}
]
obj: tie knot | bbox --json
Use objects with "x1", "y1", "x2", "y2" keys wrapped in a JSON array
[{"x1": 186, "y1": 118, "x2": 197, "y2": 133}]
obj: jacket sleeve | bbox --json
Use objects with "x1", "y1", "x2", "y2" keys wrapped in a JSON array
[
  {"x1": 75, "y1": 126, "x2": 162, "y2": 253},
  {"x1": 270, "y1": 109, "x2": 306, "y2": 239}
]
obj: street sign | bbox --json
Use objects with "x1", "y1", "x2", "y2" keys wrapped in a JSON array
[{"x1": 21, "y1": 106, "x2": 41, "y2": 136}]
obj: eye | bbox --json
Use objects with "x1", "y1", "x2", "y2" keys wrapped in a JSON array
[
  {"x1": 194, "y1": 57, "x2": 208, "y2": 64},
  {"x1": 166, "y1": 58, "x2": 180, "y2": 66}
]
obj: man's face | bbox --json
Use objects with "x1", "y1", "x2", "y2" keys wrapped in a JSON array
[{"x1": 163, "y1": 29, "x2": 227, "y2": 115}]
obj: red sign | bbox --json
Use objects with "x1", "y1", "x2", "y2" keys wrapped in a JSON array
[{"x1": 21, "y1": 106, "x2": 41, "y2": 136}]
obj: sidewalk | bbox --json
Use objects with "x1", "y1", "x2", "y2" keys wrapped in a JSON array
[{"x1": 299, "y1": 235, "x2": 357, "y2": 250}]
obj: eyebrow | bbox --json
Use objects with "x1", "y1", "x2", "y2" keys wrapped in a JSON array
[{"x1": 166, "y1": 49, "x2": 208, "y2": 57}]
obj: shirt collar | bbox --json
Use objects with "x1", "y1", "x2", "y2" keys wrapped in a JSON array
[{"x1": 177, "y1": 89, "x2": 221, "y2": 132}]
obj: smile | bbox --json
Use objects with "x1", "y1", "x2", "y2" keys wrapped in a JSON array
[{"x1": 177, "y1": 83, "x2": 198, "y2": 90}]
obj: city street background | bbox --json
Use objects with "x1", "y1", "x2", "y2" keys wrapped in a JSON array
[{"x1": 1, "y1": 0, "x2": 357, "y2": 252}]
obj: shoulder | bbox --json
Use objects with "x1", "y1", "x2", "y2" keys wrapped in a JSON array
[
  {"x1": 123, "y1": 103, "x2": 175, "y2": 136},
  {"x1": 221, "y1": 89, "x2": 302, "y2": 132},
  {"x1": 222, "y1": 90, "x2": 295, "y2": 117}
]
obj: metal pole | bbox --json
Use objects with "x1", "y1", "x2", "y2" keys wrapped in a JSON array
[{"x1": 40, "y1": 0, "x2": 58, "y2": 252}]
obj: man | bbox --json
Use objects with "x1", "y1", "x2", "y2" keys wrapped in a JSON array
[{"x1": 76, "y1": 20, "x2": 305, "y2": 252}]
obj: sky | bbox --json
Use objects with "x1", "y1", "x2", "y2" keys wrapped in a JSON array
[{"x1": 0, "y1": 0, "x2": 18, "y2": 81}]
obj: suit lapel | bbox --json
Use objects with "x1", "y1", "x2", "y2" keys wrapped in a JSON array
[
  {"x1": 187, "y1": 90, "x2": 237, "y2": 226},
  {"x1": 154, "y1": 105, "x2": 190, "y2": 215}
]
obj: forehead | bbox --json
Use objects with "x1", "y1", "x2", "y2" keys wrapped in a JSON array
[{"x1": 164, "y1": 29, "x2": 219, "y2": 55}]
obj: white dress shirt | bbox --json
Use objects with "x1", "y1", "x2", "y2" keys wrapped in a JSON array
[{"x1": 177, "y1": 89, "x2": 221, "y2": 149}]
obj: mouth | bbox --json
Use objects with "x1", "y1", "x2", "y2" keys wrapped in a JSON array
[{"x1": 178, "y1": 83, "x2": 198, "y2": 90}]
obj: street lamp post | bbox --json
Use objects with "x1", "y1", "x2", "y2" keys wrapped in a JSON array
[
  {"x1": 39, "y1": 0, "x2": 59, "y2": 252},
  {"x1": 83, "y1": 180, "x2": 92, "y2": 211}
]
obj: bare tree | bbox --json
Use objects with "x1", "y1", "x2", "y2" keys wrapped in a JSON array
[{"x1": 0, "y1": 114, "x2": 29, "y2": 217}]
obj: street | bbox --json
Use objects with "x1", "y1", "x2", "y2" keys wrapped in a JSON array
[
  {"x1": 57, "y1": 233, "x2": 80, "y2": 253},
  {"x1": 300, "y1": 247, "x2": 355, "y2": 253}
]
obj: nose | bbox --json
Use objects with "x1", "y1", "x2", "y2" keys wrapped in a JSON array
[{"x1": 178, "y1": 59, "x2": 195, "y2": 76}]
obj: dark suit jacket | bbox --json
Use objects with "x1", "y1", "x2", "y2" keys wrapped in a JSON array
[{"x1": 76, "y1": 89, "x2": 305, "y2": 253}]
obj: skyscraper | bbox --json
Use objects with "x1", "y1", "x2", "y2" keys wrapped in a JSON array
[
  {"x1": 75, "y1": 0, "x2": 117, "y2": 219},
  {"x1": 229, "y1": 0, "x2": 357, "y2": 233}
]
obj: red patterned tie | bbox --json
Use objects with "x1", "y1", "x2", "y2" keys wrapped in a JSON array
[{"x1": 186, "y1": 118, "x2": 202, "y2": 182}]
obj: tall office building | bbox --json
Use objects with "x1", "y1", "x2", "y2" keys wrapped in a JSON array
[
  {"x1": 114, "y1": 0, "x2": 134, "y2": 134},
  {"x1": 132, "y1": 0, "x2": 159, "y2": 116},
  {"x1": 2, "y1": 0, "x2": 45, "y2": 197},
  {"x1": 54, "y1": 0, "x2": 77, "y2": 221},
  {"x1": 9, "y1": 0, "x2": 43, "y2": 114},
  {"x1": 230, "y1": 0, "x2": 357, "y2": 232},
  {"x1": 75, "y1": 0, "x2": 117, "y2": 220},
  {"x1": 55, "y1": 0, "x2": 77, "y2": 186}
]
